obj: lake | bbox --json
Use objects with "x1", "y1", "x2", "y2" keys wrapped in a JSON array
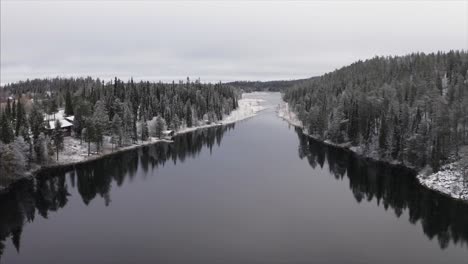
[{"x1": 1, "y1": 93, "x2": 467, "y2": 264}]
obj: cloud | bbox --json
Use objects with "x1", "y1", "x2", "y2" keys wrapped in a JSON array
[{"x1": 1, "y1": 1, "x2": 467, "y2": 84}]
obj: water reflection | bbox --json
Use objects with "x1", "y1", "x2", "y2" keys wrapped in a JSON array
[
  {"x1": 1, "y1": 121, "x2": 468, "y2": 262},
  {"x1": 295, "y1": 128, "x2": 468, "y2": 250},
  {"x1": 0, "y1": 124, "x2": 235, "y2": 260}
]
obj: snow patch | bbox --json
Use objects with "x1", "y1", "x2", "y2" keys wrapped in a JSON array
[
  {"x1": 277, "y1": 101, "x2": 303, "y2": 128},
  {"x1": 417, "y1": 163, "x2": 468, "y2": 201}
]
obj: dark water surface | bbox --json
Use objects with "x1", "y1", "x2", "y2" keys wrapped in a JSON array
[{"x1": 1, "y1": 93, "x2": 467, "y2": 263}]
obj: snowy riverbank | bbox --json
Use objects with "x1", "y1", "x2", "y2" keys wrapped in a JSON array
[
  {"x1": 417, "y1": 163, "x2": 468, "y2": 201},
  {"x1": 277, "y1": 101, "x2": 468, "y2": 202},
  {"x1": 39, "y1": 93, "x2": 268, "y2": 169}
]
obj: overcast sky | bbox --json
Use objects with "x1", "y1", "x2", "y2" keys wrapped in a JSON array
[{"x1": 1, "y1": 1, "x2": 467, "y2": 84}]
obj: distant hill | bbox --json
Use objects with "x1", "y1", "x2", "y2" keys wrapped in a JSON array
[{"x1": 226, "y1": 78, "x2": 317, "y2": 92}]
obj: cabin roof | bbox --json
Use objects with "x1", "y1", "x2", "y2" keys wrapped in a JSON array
[{"x1": 48, "y1": 119, "x2": 73, "y2": 129}]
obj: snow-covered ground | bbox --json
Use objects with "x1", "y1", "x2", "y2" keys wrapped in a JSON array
[
  {"x1": 418, "y1": 164, "x2": 468, "y2": 201},
  {"x1": 176, "y1": 93, "x2": 268, "y2": 135},
  {"x1": 277, "y1": 101, "x2": 303, "y2": 128},
  {"x1": 51, "y1": 93, "x2": 268, "y2": 166},
  {"x1": 278, "y1": 101, "x2": 468, "y2": 202}
]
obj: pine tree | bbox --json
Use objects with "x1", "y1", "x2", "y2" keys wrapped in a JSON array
[
  {"x1": 34, "y1": 133, "x2": 49, "y2": 164},
  {"x1": 185, "y1": 101, "x2": 192, "y2": 127},
  {"x1": 52, "y1": 120, "x2": 64, "y2": 161},
  {"x1": 82, "y1": 121, "x2": 95, "y2": 156},
  {"x1": 0, "y1": 113, "x2": 14, "y2": 144},
  {"x1": 122, "y1": 103, "x2": 134, "y2": 145},
  {"x1": 12, "y1": 100, "x2": 16, "y2": 120},
  {"x1": 49, "y1": 99, "x2": 58, "y2": 120},
  {"x1": 0, "y1": 142, "x2": 26, "y2": 179},
  {"x1": 92, "y1": 100, "x2": 109, "y2": 152},
  {"x1": 141, "y1": 120, "x2": 149, "y2": 141},
  {"x1": 15, "y1": 101, "x2": 26, "y2": 137},
  {"x1": 6, "y1": 98, "x2": 12, "y2": 119},
  {"x1": 65, "y1": 90, "x2": 74, "y2": 116},
  {"x1": 30, "y1": 104, "x2": 44, "y2": 141},
  {"x1": 111, "y1": 114, "x2": 123, "y2": 149},
  {"x1": 172, "y1": 114, "x2": 181, "y2": 131},
  {"x1": 154, "y1": 116, "x2": 166, "y2": 139}
]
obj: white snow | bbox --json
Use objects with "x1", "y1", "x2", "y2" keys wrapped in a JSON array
[
  {"x1": 220, "y1": 97, "x2": 266, "y2": 124},
  {"x1": 277, "y1": 101, "x2": 303, "y2": 128},
  {"x1": 418, "y1": 163, "x2": 468, "y2": 201},
  {"x1": 175, "y1": 93, "x2": 268, "y2": 134}
]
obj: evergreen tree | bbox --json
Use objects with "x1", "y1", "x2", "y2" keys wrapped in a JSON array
[
  {"x1": 185, "y1": 101, "x2": 192, "y2": 128},
  {"x1": 5, "y1": 98, "x2": 12, "y2": 118},
  {"x1": 49, "y1": 99, "x2": 58, "y2": 119},
  {"x1": 34, "y1": 133, "x2": 49, "y2": 164},
  {"x1": 0, "y1": 142, "x2": 26, "y2": 179},
  {"x1": 52, "y1": 120, "x2": 64, "y2": 161},
  {"x1": 172, "y1": 114, "x2": 181, "y2": 131},
  {"x1": 111, "y1": 114, "x2": 123, "y2": 149},
  {"x1": 0, "y1": 113, "x2": 14, "y2": 144},
  {"x1": 154, "y1": 116, "x2": 166, "y2": 139},
  {"x1": 141, "y1": 120, "x2": 149, "y2": 141},
  {"x1": 65, "y1": 90, "x2": 74, "y2": 116},
  {"x1": 82, "y1": 121, "x2": 95, "y2": 156},
  {"x1": 15, "y1": 101, "x2": 26, "y2": 137},
  {"x1": 29, "y1": 104, "x2": 44, "y2": 140}
]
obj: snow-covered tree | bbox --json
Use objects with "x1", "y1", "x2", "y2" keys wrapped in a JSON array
[
  {"x1": 141, "y1": 120, "x2": 149, "y2": 141},
  {"x1": 0, "y1": 142, "x2": 26, "y2": 179},
  {"x1": 111, "y1": 114, "x2": 123, "y2": 149},
  {"x1": 0, "y1": 113, "x2": 14, "y2": 144},
  {"x1": 154, "y1": 116, "x2": 166, "y2": 139},
  {"x1": 52, "y1": 120, "x2": 64, "y2": 161},
  {"x1": 34, "y1": 133, "x2": 49, "y2": 164}
]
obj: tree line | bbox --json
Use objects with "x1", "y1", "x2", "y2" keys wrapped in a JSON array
[
  {"x1": 227, "y1": 78, "x2": 313, "y2": 92},
  {"x1": 283, "y1": 51, "x2": 468, "y2": 172},
  {"x1": 0, "y1": 77, "x2": 239, "y2": 181}
]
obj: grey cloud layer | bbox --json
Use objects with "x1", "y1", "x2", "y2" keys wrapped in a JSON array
[{"x1": 1, "y1": 1, "x2": 467, "y2": 84}]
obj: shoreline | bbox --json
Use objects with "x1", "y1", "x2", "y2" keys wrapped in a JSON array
[
  {"x1": 277, "y1": 101, "x2": 468, "y2": 203},
  {"x1": 1, "y1": 94, "x2": 269, "y2": 191}
]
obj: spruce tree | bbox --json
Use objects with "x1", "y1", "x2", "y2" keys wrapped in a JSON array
[
  {"x1": 65, "y1": 90, "x2": 74, "y2": 116},
  {"x1": 0, "y1": 113, "x2": 14, "y2": 144},
  {"x1": 141, "y1": 120, "x2": 149, "y2": 141},
  {"x1": 52, "y1": 120, "x2": 64, "y2": 161},
  {"x1": 154, "y1": 116, "x2": 166, "y2": 139},
  {"x1": 15, "y1": 101, "x2": 25, "y2": 137}
]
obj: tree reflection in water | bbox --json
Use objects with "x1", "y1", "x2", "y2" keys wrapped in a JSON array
[
  {"x1": 1, "y1": 122, "x2": 467, "y2": 261},
  {"x1": 0, "y1": 124, "x2": 235, "y2": 260},
  {"x1": 295, "y1": 127, "x2": 468, "y2": 250}
]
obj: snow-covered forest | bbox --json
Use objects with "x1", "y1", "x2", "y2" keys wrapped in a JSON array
[
  {"x1": 283, "y1": 51, "x2": 468, "y2": 175},
  {"x1": 0, "y1": 77, "x2": 239, "y2": 183}
]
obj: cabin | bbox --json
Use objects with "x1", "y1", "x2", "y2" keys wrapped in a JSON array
[
  {"x1": 65, "y1": 116, "x2": 75, "y2": 123},
  {"x1": 46, "y1": 119, "x2": 73, "y2": 136},
  {"x1": 162, "y1": 130, "x2": 175, "y2": 139},
  {"x1": 44, "y1": 109, "x2": 75, "y2": 137}
]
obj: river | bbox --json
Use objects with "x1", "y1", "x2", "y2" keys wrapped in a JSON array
[{"x1": 0, "y1": 93, "x2": 467, "y2": 263}]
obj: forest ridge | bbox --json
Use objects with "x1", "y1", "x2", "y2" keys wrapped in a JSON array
[
  {"x1": 284, "y1": 51, "x2": 468, "y2": 174},
  {"x1": 0, "y1": 78, "x2": 239, "y2": 180}
]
